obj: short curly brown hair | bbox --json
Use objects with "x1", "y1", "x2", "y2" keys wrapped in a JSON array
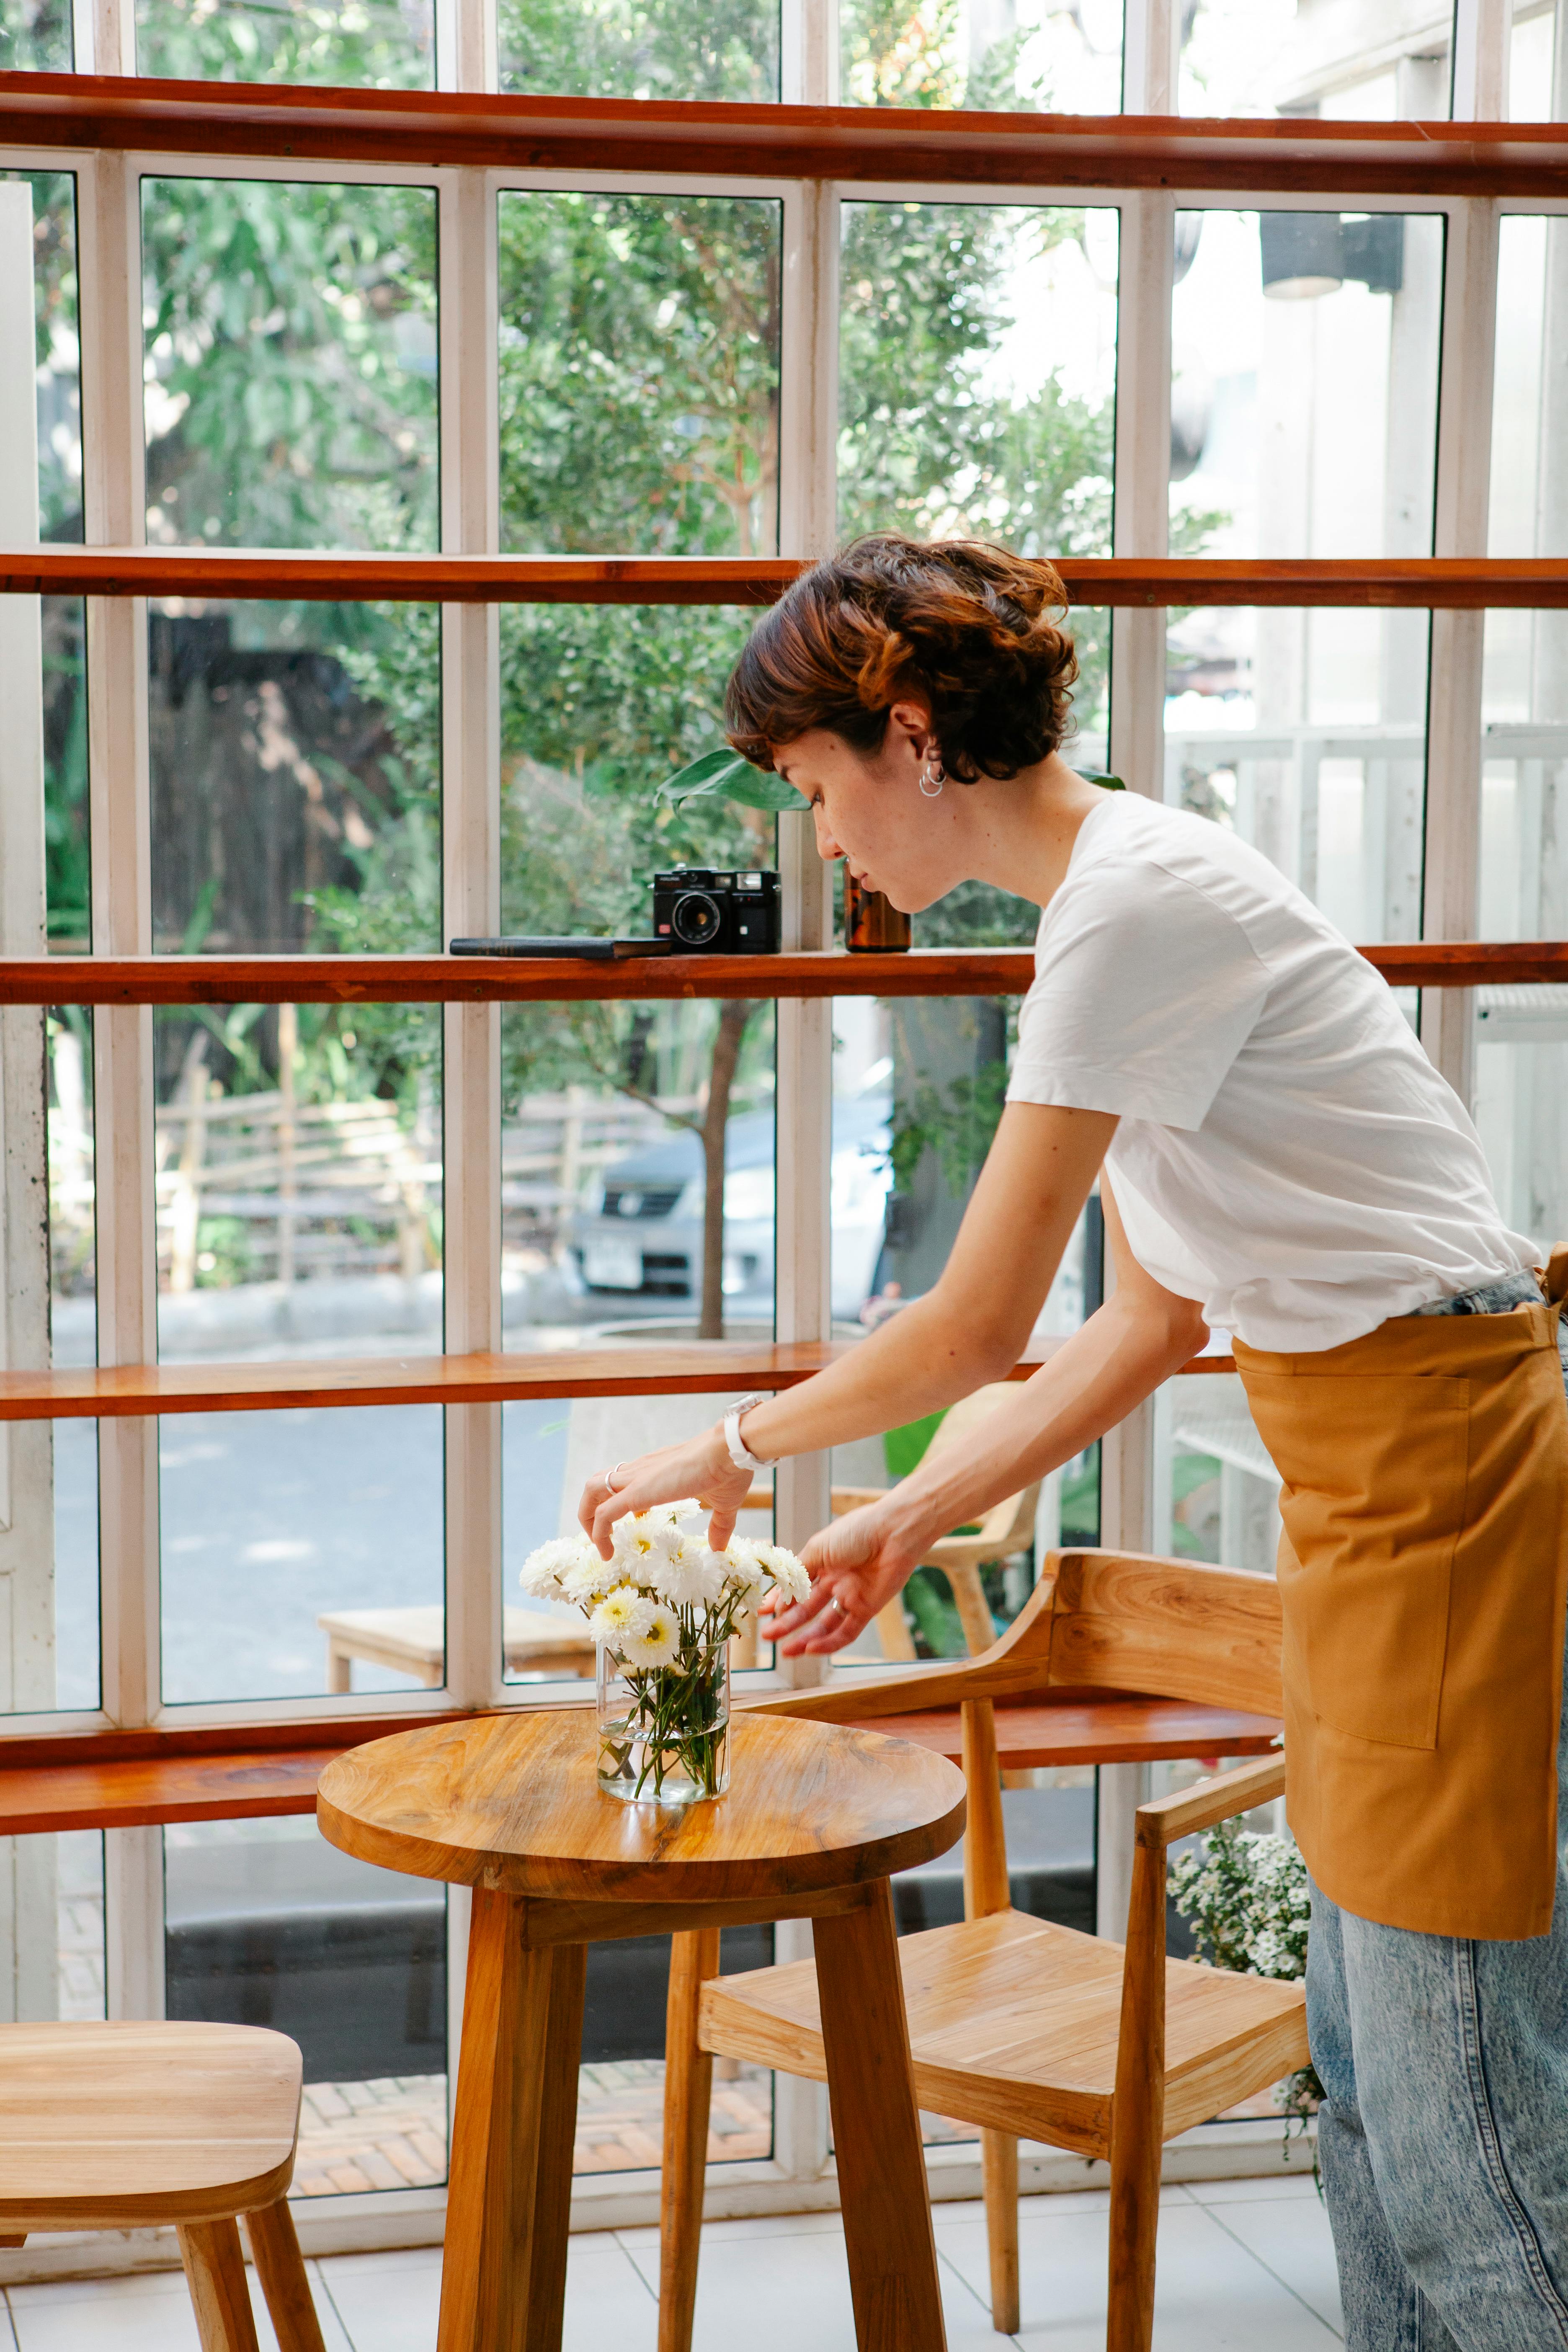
[{"x1": 725, "y1": 534, "x2": 1079, "y2": 782}]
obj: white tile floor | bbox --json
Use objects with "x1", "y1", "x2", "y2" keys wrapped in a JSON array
[{"x1": 0, "y1": 2179, "x2": 1342, "y2": 2350}]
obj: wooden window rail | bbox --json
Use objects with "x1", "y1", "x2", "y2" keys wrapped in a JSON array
[
  {"x1": 0, "y1": 941, "x2": 1564, "y2": 1006},
  {"x1": 10, "y1": 549, "x2": 1568, "y2": 608},
  {"x1": 5, "y1": 74, "x2": 1568, "y2": 198}
]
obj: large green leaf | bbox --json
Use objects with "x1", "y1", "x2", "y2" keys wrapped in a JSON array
[{"x1": 660, "y1": 746, "x2": 807, "y2": 813}]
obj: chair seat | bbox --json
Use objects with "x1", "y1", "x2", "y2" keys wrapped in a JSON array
[
  {"x1": 0, "y1": 2021, "x2": 302, "y2": 2226},
  {"x1": 699, "y1": 1908, "x2": 1309, "y2": 2161}
]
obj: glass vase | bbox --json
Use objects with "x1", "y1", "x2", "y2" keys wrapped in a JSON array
[{"x1": 595, "y1": 1642, "x2": 731, "y2": 1805}]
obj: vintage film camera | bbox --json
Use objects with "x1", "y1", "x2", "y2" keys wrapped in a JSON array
[{"x1": 652, "y1": 867, "x2": 781, "y2": 952}]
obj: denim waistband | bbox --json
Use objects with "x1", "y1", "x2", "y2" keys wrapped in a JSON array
[{"x1": 1413, "y1": 1269, "x2": 1543, "y2": 1318}]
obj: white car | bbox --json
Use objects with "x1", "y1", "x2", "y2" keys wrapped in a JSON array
[{"x1": 570, "y1": 1097, "x2": 893, "y2": 1320}]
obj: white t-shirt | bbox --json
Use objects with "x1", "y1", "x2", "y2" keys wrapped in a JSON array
[{"x1": 1005, "y1": 790, "x2": 1535, "y2": 1353}]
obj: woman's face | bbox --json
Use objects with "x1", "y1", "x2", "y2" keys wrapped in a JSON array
[{"x1": 773, "y1": 703, "x2": 965, "y2": 912}]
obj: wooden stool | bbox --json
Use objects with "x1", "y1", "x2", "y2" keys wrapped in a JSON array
[
  {"x1": 319, "y1": 1604, "x2": 598, "y2": 1691},
  {"x1": 0, "y1": 2019, "x2": 327, "y2": 2352},
  {"x1": 317, "y1": 1708, "x2": 966, "y2": 2352}
]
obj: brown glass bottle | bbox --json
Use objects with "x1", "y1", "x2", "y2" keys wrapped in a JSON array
[{"x1": 843, "y1": 869, "x2": 912, "y2": 952}]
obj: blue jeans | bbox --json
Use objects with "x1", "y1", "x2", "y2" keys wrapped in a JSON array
[{"x1": 1310, "y1": 1271, "x2": 1568, "y2": 2350}]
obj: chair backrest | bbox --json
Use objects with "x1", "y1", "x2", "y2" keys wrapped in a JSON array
[{"x1": 1048, "y1": 1549, "x2": 1283, "y2": 1717}]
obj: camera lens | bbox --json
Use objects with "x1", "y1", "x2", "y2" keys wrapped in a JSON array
[{"x1": 672, "y1": 890, "x2": 722, "y2": 947}]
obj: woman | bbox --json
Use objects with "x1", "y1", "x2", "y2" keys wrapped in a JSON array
[{"x1": 580, "y1": 534, "x2": 1568, "y2": 2349}]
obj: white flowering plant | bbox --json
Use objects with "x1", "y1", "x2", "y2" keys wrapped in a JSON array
[
  {"x1": 1168, "y1": 1818, "x2": 1323, "y2": 2135},
  {"x1": 520, "y1": 1503, "x2": 810, "y2": 1803}
]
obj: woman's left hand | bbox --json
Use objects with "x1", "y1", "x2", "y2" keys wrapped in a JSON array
[{"x1": 760, "y1": 1500, "x2": 927, "y2": 1656}]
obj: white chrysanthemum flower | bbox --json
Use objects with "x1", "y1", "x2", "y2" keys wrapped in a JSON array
[
  {"x1": 618, "y1": 1608, "x2": 682, "y2": 1668},
  {"x1": 650, "y1": 1541, "x2": 727, "y2": 1609},
  {"x1": 722, "y1": 1537, "x2": 769, "y2": 1594},
  {"x1": 561, "y1": 1553, "x2": 618, "y2": 1608},
  {"x1": 752, "y1": 1542, "x2": 810, "y2": 1603},
  {"x1": 589, "y1": 1585, "x2": 656, "y2": 1645},
  {"x1": 518, "y1": 1534, "x2": 589, "y2": 1600},
  {"x1": 611, "y1": 1513, "x2": 685, "y2": 1583}
]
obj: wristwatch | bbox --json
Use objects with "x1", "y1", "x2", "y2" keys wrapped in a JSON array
[{"x1": 722, "y1": 1392, "x2": 772, "y2": 1473}]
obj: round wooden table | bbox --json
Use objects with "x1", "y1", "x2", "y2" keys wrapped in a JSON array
[{"x1": 317, "y1": 1708, "x2": 965, "y2": 2352}]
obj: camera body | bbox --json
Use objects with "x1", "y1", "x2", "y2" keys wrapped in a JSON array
[{"x1": 652, "y1": 868, "x2": 781, "y2": 953}]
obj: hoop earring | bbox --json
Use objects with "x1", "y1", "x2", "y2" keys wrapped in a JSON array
[{"x1": 918, "y1": 754, "x2": 946, "y2": 799}]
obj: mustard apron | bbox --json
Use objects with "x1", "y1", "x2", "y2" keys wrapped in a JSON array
[{"x1": 1233, "y1": 1265, "x2": 1568, "y2": 1941}]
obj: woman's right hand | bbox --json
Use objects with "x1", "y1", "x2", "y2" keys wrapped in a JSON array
[
  {"x1": 759, "y1": 1496, "x2": 928, "y2": 1656},
  {"x1": 578, "y1": 1425, "x2": 754, "y2": 1558}
]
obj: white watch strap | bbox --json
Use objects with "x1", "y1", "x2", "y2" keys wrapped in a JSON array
[{"x1": 723, "y1": 1402, "x2": 770, "y2": 1473}]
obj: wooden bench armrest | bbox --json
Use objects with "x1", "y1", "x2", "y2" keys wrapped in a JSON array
[{"x1": 1134, "y1": 1750, "x2": 1286, "y2": 1851}]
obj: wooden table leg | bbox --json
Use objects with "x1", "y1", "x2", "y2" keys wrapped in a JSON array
[
  {"x1": 437, "y1": 1887, "x2": 560, "y2": 2352},
  {"x1": 813, "y1": 1881, "x2": 947, "y2": 2352},
  {"x1": 523, "y1": 1939, "x2": 588, "y2": 2352},
  {"x1": 658, "y1": 1926, "x2": 722, "y2": 2352}
]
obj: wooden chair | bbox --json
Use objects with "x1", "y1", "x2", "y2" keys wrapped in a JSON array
[
  {"x1": 319, "y1": 1602, "x2": 598, "y2": 1690},
  {"x1": 658, "y1": 1549, "x2": 1304, "y2": 2352},
  {"x1": 831, "y1": 1384, "x2": 1044, "y2": 1660},
  {"x1": 0, "y1": 2019, "x2": 328, "y2": 2352}
]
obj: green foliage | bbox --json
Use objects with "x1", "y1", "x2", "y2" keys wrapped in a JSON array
[
  {"x1": 889, "y1": 1055, "x2": 1010, "y2": 1196},
  {"x1": 498, "y1": 0, "x2": 776, "y2": 99},
  {"x1": 498, "y1": 190, "x2": 781, "y2": 560},
  {"x1": 134, "y1": 0, "x2": 434, "y2": 86},
  {"x1": 142, "y1": 175, "x2": 438, "y2": 551},
  {"x1": 661, "y1": 746, "x2": 804, "y2": 814},
  {"x1": 1169, "y1": 1818, "x2": 1324, "y2": 2131},
  {"x1": 0, "y1": 0, "x2": 70, "y2": 69}
]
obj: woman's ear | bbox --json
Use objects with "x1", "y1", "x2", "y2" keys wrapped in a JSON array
[{"x1": 885, "y1": 699, "x2": 933, "y2": 763}]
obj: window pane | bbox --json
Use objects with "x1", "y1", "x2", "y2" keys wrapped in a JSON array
[
  {"x1": 1473, "y1": 988, "x2": 1568, "y2": 1246},
  {"x1": 839, "y1": 203, "x2": 1117, "y2": 554},
  {"x1": 142, "y1": 178, "x2": 438, "y2": 552},
  {"x1": 1509, "y1": 2, "x2": 1565, "y2": 120},
  {"x1": 1492, "y1": 217, "x2": 1568, "y2": 560},
  {"x1": 152, "y1": 1001, "x2": 442, "y2": 1362},
  {"x1": 0, "y1": 0, "x2": 71, "y2": 69},
  {"x1": 498, "y1": 193, "x2": 781, "y2": 557},
  {"x1": 827, "y1": 992, "x2": 1099, "y2": 1667},
  {"x1": 136, "y1": 0, "x2": 435, "y2": 87},
  {"x1": 5, "y1": 170, "x2": 87, "y2": 946},
  {"x1": 840, "y1": 0, "x2": 1121, "y2": 111},
  {"x1": 160, "y1": 1404, "x2": 445, "y2": 1703},
  {"x1": 46, "y1": 1007, "x2": 100, "y2": 1714},
  {"x1": 1179, "y1": 0, "x2": 1453, "y2": 117},
  {"x1": 163, "y1": 1819, "x2": 447, "y2": 2196},
  {"x1": 148, "y1": 601, "x2": 441, "y2": 957},
  {"x1": 1154, "y1": 1369, "x2": 1280, "y2": 1575},
  {"x1": 499, "y1": 0, "x2": 778, "y2": 98},
  {"x1": 0, "y1": 1834, "x2": 104, "y2": 2019},
  {"x1": 1479, "y1": 609, "x2": 1568, "y2": 956},
  {"x1": 1166, "y1": 607, "x2": 1429, "y2": 939}
]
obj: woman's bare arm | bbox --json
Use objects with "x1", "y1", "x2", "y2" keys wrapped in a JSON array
[
  {"x1": 763, "y1": 1180, "x2": 1208, "y2": 1653},
  {"x1": 580, "y1": 1101, "x2": 1118, "y2": 1554}
]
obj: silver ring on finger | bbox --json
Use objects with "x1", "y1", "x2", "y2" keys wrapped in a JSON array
[{"x1": 829, "y1": 1595, "x2": 845, "y2": 1615}]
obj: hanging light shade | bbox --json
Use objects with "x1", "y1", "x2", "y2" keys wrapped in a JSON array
[{"x1": 1259, "y1": 212, "x2": 1346, "y2": 299}]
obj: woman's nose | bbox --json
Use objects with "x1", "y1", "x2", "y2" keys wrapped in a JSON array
[{"x1": 812, "y1": 807, "x2": 843, "y2": 860}]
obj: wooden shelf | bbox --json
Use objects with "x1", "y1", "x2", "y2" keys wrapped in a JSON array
[
  {"x1": 0, "y1": 1692, "x2": 1277, "y2": 1833},
  {"x1": 5, "y1": 74, "x2": 1568, "y2": 197},
  {"x1": 0, "y1": 1338, "x2": 1236, "y2": 1424},
  {"x1": 12, "y1": 546, "x2": 1568, "y2": 609},
  {"x1": 1, "y1": 940, "x2": 1563, "y2": 1008}
]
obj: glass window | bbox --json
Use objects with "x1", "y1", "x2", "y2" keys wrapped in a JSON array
[
  {"x1": 163, "y1": 1818, "x2": 447, "y2": 2195},
  {"x1": 1167, "y1": 209, "x2": 1440, "y2": 927},
  {"x1": 1491, "y1": 216, "x2": 1568, "y2": 563},
  {"x1": 160, "y1": 1404, "x2": 445, "y2": 1704},
  {"x1": 0, "y1": 1834, "x2": 104, "y2": 2019},
  {"x1": 136, "y1": 0, "x2": 436, "y2": 88},
  {"x1": 498, "y1": 192, "x2": 782, "y2": 558},
  {"x1": 148, "y1": 601, "x2": 441, "y2": 958},
  {"x1": 152, "y1": 1001, "x2": 442, "y2": 1362},
  {"x1": 840, "y1": 0, "x2": 1121, "y2": 112},
  {"x1": 0, "y1": 0, "x2": 71, "y2": 69},
  {"x1": 142, "y1": 177, "x2": 438, "y2": 552},
  {"x1": 5, "y1": 170, "x2": 86, "y2": 946},
  {"x1": 45, "y1": 1007, "x2": 101, "y2": 1715},
  {"x1": 1153, "y1": 1369, "x2": 1280, "y2": 1576},
  {"x1": 1510, "y1": 2, "x2": 1564, "y2": 120},
  {"x1": 839, "y1": 202, "x2": 1117, "y2": 556},
  {"x1": 1179, "y1": 0, "x2": 1453, "y2": 118},
  {"x1": 1473, "y1": 986, "x2": 1568, "y2": 1247},
  {"x1": 499, "y1": 0, "x2": 778, "y2": 99}
]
